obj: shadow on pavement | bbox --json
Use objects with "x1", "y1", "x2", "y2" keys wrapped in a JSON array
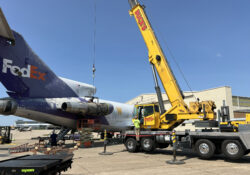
[
  {"x1": 63, "y1": 140, "x2": 122, "y2": 149},
  {"x1": 144, "y1": 148, "x2": 250, "y2": 163}
]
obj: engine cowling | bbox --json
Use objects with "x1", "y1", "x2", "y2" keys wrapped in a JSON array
[
  {"x1": 61, "y1": 102, "x2": 114, "y2": 117},
  {"x1": 0, "y1": 99, "x2": 17, "y2": 115}
]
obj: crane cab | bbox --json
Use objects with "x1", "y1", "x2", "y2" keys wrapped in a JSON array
[{"x1": 133, "y1": 104, "x2": 160, "y2": 129}]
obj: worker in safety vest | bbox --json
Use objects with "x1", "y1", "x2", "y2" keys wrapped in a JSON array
[{"x1": 133, "y1": 116, "x2": 140, "y2": 141}]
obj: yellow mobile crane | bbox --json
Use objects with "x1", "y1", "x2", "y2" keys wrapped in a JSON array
[
  {"x1": 124, "y1": 1, "x2": 250, "y2": 160},
  {"x1": 128, "y1": 0, "x2": 216, "y2": 130}
]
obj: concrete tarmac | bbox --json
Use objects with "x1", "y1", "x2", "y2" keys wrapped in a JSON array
[
  {"x1": 64, "y1": 144, "x2": 250, "y2": 175},
  {"x1": 0, "y1": 130, "x2": 249, "y2": 175}
]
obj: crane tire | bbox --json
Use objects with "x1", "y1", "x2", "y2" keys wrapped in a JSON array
[
  {"x1": 141, "y1": 137, "x2": 155, "y2": 152},
  {"x1": 125, "y1": 138, "x2": 138, "y2": 152},
  {"x1": 195, "y1": 139, "x2": 215, "y2": 159},
  {"x1": 221, "y1": 140, "x2": 244, "y2": 160}
]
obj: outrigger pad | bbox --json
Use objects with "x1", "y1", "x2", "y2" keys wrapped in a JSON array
[{"x1": 0, "y1": 8, "x2": 15, "y2": 45}]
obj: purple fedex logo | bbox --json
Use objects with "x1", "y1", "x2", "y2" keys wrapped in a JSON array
[{"x1": 2, "y1": 58, "x2": 46, "y2": 80}]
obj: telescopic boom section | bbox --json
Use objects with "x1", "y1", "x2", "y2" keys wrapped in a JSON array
[{"x1": 128, "y1": 0, "x2": 187, "y2": 110}]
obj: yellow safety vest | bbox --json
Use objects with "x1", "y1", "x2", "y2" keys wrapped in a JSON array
[{"x1": 133, "y1": 119, "x2": 140, "y2": 129}]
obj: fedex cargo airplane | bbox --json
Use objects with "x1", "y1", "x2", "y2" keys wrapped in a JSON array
[{"x1": 0, "y1": 8, "x2": 134, "y2": 132}]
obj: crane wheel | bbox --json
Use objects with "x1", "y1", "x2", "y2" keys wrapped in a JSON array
[
  {"x1": 141, "y1": 137, "x2": 155, "y2": 152},
  {"x1": 195, "y1": 139, "x2": 215, "y2": 159},
  {"x1": 125, "y1": 138, "x2": 138, "y2": 152},
  {"x1": 221, "y1": 140, "x2": 244, "y2": 160}
]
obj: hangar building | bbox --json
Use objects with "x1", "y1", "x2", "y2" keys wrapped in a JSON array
[{"x1": 127, "y1": 86, "x2": 250, "y2": 120}]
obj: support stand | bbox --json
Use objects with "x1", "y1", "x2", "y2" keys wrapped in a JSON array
[
  {"x1": 166, "y1": 131, "x2": 185, "y2": 165},
  {"x1": 99, "y1": 130, "x2": 113, "y2": 155}
]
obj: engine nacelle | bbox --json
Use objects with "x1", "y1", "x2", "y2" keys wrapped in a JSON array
[
  {"x1": 61, "y1": 102, "x2": 114, "y2": 117},
  {"x1": 0, "y1": 99, "x2": 17, "y2": 115}
]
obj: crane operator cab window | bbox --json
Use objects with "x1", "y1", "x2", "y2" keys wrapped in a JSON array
[
  {"x1": 133, "y1": 106, "x2": 144, "y2": 124},
  {"x1": 143, "y1": 106, "x2": 154, "y2": 117},
  {"x1": 154, "y1": 105, "x2": 159, "y2": 113},
  {"x1": 134, "y1": 105, "x2": 158, "y2": 128}
]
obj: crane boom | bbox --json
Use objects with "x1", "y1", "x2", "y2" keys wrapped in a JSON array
[
  {"x1": 129, "y1": 1, "x2": 185, "y2": 110},
  {"x1": 128, "y1": 0, "x2": 216, "y2": 130}
]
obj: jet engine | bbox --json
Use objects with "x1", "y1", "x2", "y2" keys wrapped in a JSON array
[
  {"x1": 61, "y1": 102, "x2": 114, "y2": 117},
  {"x1": 0, "y1": 99, "x2": 17, "y2": 115}
]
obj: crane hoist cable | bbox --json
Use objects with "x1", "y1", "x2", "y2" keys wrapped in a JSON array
[
  {"x1": 92, "y1": 0, "x2": 97, "y2": 86},
  {"x1": 154, "y1": 26, "x2": 197, "y2": 101}
]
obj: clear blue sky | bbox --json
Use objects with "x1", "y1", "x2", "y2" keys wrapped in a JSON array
[{"x1": 1, "y1": 0, "x2": 250, "y2": 125}]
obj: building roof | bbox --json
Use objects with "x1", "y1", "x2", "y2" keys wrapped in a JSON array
[{"x1": 126, "y1": 86, "x2": 231, "y2": 104}]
